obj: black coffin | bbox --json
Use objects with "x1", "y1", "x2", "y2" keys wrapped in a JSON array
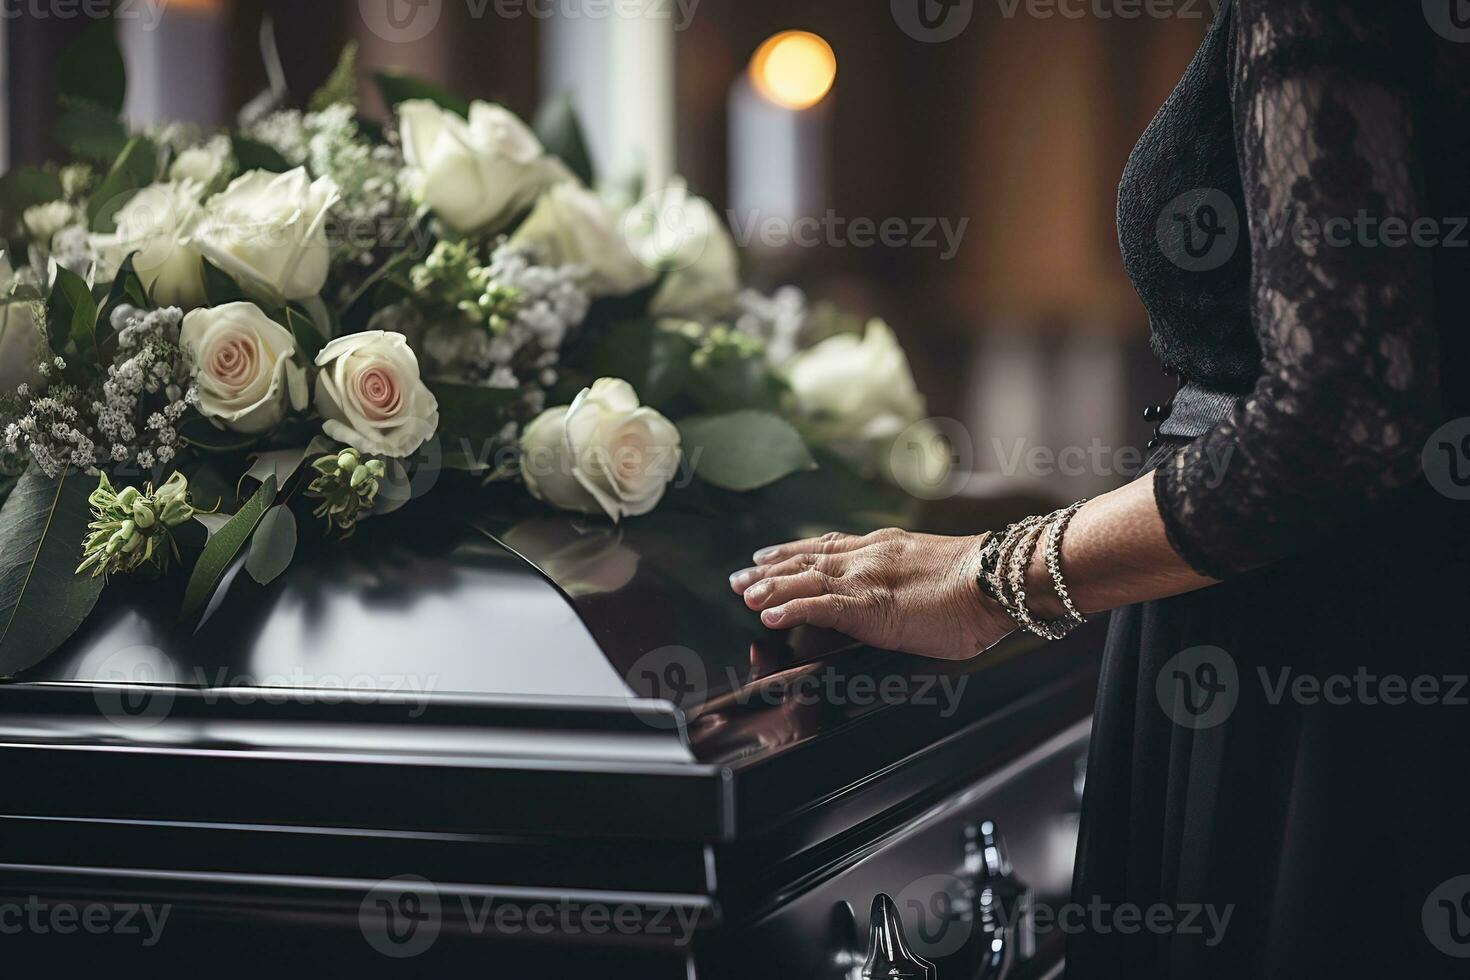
[{"x1": 0, "y1": 476, "x2": 1102, "y2": 977}]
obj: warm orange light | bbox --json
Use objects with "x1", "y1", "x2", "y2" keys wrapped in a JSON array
[{"x1": 749, "y1": 31, "x2": 837, "y2": 110}]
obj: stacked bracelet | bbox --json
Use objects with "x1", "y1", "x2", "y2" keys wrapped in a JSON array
[{"x1": 975, "y1": 500, "x2": 1089, "y2": 641}]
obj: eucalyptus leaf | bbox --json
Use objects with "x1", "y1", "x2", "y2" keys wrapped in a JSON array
[
  {"x1": 678, "y1": 411, "x2": 817, "y2": 492},
  {"x1": 180, "y1": 475, "x2": 277, "y2": 623},
  {"x1": 533, "y1": 93, "x2": 596, "y2": 187},
  {"x1": 56, "y1": 19, "x2": 126, "y2": 115},
  {"x1": 0, "y1": 469, "x2": 106, "y2": 678},
  {"x1": 374, "y1": 71, "x2": 469, "y2": 117},
  {"x1": 245, "y1": 505, "x2": 297, "y2": 586}
]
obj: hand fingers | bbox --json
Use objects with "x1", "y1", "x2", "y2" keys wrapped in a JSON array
[
  {"x1": 730, "y1": 552, "x2": 848, "y2": 594},
  {"x1": 761, "y1": 594, "x2": 855, "y2": 630},
  {"x1": 751, "y1": 531, "x2": 865, "y2": 567},
  {"x1": 743, "y1": 568, "x2": 841, "y2": 610}
]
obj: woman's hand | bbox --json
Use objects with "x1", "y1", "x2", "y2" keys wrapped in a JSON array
[{"x1": 729, "y1": 528, "x2": 1016, "y2": 660}]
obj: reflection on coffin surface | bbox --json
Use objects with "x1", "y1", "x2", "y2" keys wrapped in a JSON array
[{"x1": 0, "y1": 473, "x2": 1101, "y2": 975}]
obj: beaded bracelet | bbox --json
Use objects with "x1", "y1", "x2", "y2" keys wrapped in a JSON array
[{"x1": 974, "y1": 501, "x2": 1089, "y2": 641}]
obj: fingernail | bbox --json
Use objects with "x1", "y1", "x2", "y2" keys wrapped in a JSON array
[
  {"x1": 754, "y1": 547, "x2": 780, "y2": 563},
  {"x1": 746, "y1": 583, "x2": 770, "y2": 605},
  {"x1": 729, "y1": 567, "x2": 757, "y2": 589},
  {"x1": 762, "y1": 607, "x2": 784, "y2": 626}
]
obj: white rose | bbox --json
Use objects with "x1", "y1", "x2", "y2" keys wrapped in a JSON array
[
  {"x1": 23, "y1": 200, "x2": 79, "y2": 242},
  {"x1": 169, "y1": 135, "x2": 233, "y2": 187},
  {"x1": 399, "y1": 100, "x2": 557, "y2": 235},
  {"x1": 621, "y1": 178, "x2": 739, "y2": 319},
  {"x1": 314, "y1": 330, "x2": 440, "y2": 458},
  {"x1": 0, "y1": 254, "x2": 44, "y2": 392},
  {"x1": 91, "y1": 182, "x2": 207, "y2": 309},
  {"x1": 511, "y1": 182, "x2": 655, "y2": 296},
  {"x1": 194, "y1": 167, "x2": 340, "y2": 304},
  {"x1": 181, "y1": 301, "x2": 308, "y2": 433},
  {"x1": 786, "y1": 319, "x2": 944, "y2": 486},
  {"x1": 520, "y1": 378, "x2": 681, "y2": 521}
]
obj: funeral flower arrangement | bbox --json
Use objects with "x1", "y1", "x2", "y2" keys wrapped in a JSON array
[{"x1": 0, "y1": 22, "x2": 950, "y2": 674}]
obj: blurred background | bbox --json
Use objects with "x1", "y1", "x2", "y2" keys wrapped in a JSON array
[{"x1": 1, "y1": 0, "x2": 1208, "y2": 501}]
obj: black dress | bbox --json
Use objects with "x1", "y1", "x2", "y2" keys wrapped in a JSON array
[{"x1": 1069, "y1": 2, "x2": 1470, "y2": 977}]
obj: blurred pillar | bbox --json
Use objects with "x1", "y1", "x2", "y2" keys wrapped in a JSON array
[
  {"x1": 121, "y1": 0, "x2": 231, "y2": 129},
  {"x1": 542, "y1": 10, "x2": 674, "y2": 191},
  {"x1": 0, "y1": 14, "x2": 9, "y2": 172}
]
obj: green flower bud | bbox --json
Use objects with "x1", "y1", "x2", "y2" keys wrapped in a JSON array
[
  {"x1": 337, "y1": 450, "x2": 359, "y2": 473},
  {"x1": 160, "y1": 499, "x2": 195, "y2": 528}
]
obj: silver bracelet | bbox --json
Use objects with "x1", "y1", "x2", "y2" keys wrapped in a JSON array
[
  {"x1": 974, "y1": 502, "x2": 1089, "y2": 642},
  {"x1": 1043, "y1": 500, "x2": 1088, "y2": 628}
]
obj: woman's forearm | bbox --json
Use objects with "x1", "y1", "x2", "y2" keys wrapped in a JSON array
[{"x1": 1017, "y1": 470, "x2": 1219, "y2": 622}]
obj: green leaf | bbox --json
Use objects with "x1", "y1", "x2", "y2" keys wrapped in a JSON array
[
  {"x1": 0, "y1": 167, "x2": 64, "y2": 242},
  {"x1": 533, "y1": 93, "x2": 596, "y2": 187},
  {"x1": 232, "y1": 136, "x2": 292, "y2": 174},
  {"x1": 0, "y1": 469, "x2": 107, "y2": 678},
  {"x1": 428, "y1": 382, "x2": 520, "y2": 439},
  {"x1": 56, "y1": 19, "x2": 126, "y2": 115},
  {"x1": 45, "y1": 264, "x2": 98, "y2": 358},
  {"x1": 87, "y1": 136, "x2": 159, "y2": 232},
  {"x1": 180, "y1": 475, "x2": 277, "y2": 622},
  {"x1": 177, "y1": 414, "x2": 260, "y2": 454},
  {"x1": 245, "y1": 504, "x2": 297, "y2": 586},
  {"x1": 678, "y1": 411, "x2": 816, "y2": 492},
  {"x1": 53, "y1": 103, "x2": 130, "y2": 163},
  {"x1": 690, "y1": 349, "x2": 786, "y2": 414},
  {"x1": 95, "y1": 252, "x2": 149, "y2": 348},
  {"x1": 374, "y1": 71, "x2": 469, "y2": 117},
  {"x1": 201, "y1": 257, "x2": 249, "y2": 306},
  {"x1": 643, "y1": 331, "x2": 695, "y2": 407},
  {"x1": 285, "y1": 305, "x2": 328, "y2": 361},
  {"x1": 310, "y1": 41, "x2": 360, "y2": 112}
]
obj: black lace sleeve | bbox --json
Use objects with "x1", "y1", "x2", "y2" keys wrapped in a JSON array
[{"x1": 1153, "y1": 0, "x2": 1442, "y2": 579}]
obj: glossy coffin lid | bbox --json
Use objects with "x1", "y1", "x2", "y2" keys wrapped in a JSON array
[{"x1": 0, "y1": 475, "x2": 1101, "y2": 843}]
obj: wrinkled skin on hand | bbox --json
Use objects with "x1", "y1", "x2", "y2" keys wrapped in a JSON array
[{"x1": 730, "y1": 528, "x2": 1016, "y2": 661}]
